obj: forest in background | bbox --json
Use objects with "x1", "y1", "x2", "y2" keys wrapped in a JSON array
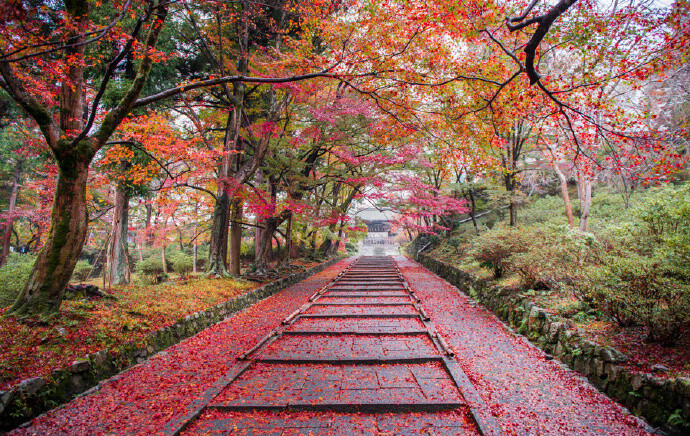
[{"x1": 0, "y1": 0, "x2": 687, "y2": 320}]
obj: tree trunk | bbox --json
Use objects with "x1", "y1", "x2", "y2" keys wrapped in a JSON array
[
  {"x1": 207, "y1": 83, "x2": 244, "y2": 277},
  {"x1": 254, "y1": 217, "x2": 278, "y2": 274},
  {"x1": 254, "y1": 170, "x2": 265, "y2": 260},
  {"x1": 467, "y1": 189, "x2": 480, "y2": 235},
  {"x1": 145, "y1": 202, "x2": 154, "y2": 246},
  {"x1": 577, "y1": 170, "x2": 592, "y2": 232},
  {"x1": 229, "y1": 199, "x2": 243, "y2": 275},
  {"x1": 554, "y1": 166, "x2": 575, "y2": 228},
  {"x1": 332, "y1": 217, "x2": 346, "y2": 256},
  {"x1": 509, "y1": 201, "x2": 517, "y2": 227},
  {"x1": 161, "y1": 242, "x2": 168, "y2": 275},
  {"x1": 504, "y1": 172, "x2": 518, "y2": 227},
  {"x1": 255, "y1": 211, "x2": 289, "y2": 273},
  {"x1": 0, "y1": 161, "x2": 23, "y2": 267},
  {"x1": 8, "y1": 161, "x2": 89, "y2": 317},
  {"x1": 107, "y1": 183, "x2": 130, "y2": 286},
  {"x1": 319, "y1": 237, "x2": 333, "y2": 257},
  {"x1": 282, "y1": 211, "x2": 293, "y2": 266},
  {"x1": 207, "y1": 183, "x2": 230, "y2": 276}
]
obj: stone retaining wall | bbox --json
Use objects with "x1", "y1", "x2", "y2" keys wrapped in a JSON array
[
  {"x1": 0, "y1": 258, "x2": 340, "y2": 432},
  {"x1": 417, "y1": 253, "x2": 689, "y2": 435}
]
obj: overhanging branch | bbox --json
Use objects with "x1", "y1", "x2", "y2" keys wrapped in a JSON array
[{"x1": 506, "y1": 0, "x2": 579, "y2": 85}]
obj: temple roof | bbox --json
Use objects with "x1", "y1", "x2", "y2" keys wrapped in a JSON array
[{"x1": 354, "y1": 208, "x2": 397, "y2": 223}]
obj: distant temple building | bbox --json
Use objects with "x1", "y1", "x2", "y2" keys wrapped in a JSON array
[
  {"x1": 355, "y1": 208, "x2": 399, "y2": 238},
  {"x1": 354, "y1": 208, "x2": 400, "y2": 255}
]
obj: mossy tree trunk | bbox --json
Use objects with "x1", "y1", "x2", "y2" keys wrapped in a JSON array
[
  {"x1": 207, "y1": 184, "x2": 231, "y2": 277},
  {"x1": 229, "y1": 199, "x2": 243, "y2": 275},
  {"x1": 9, "y1": 158, "x2": 90, "y2": 317}
]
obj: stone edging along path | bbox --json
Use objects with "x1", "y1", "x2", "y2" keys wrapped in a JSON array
[
  {"x1": 416, "y1": 253, "x2": 690, "y2": 436},
  {"x1": 0, "y1": 258, "x2": 340, "y2": 432}
]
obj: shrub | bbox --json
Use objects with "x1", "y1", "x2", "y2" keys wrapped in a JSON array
[
  {"x1": 169, "y1": 252, "x2": 193, "y2": 275},
  {"x1": 509, "y1": 225, "x2": 599, "y2": 291},
  {"x1": 71, "y1": 260, "x2": 93, "y2": 282},
  {"x1": 240, "y1": 241, "x2": 255, "y2": 259},
  {"x1": 520, "y1": 195, "x2": 572, "y2": 226},
  {"x1": 468, "y1": 224, "x2": 527, "y2": 278},
  {"x1": 135, "y1": 256, "x2": 166, "y2": 283},
  {"x1": 0, "y1": 253, "x2": 35, "y2": 307},
  {"x1": 587, "y1": 253, "x2": 690, "y2": 344},
  {"x1": 635, "y1": 184, "x2": 690, "y2": 277}
]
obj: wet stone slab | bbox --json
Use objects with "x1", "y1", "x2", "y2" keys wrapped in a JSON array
[
  {"x1": 210, "y1": 362, "x2": 464, "y2": 409},
  {"x1": 328, "y1": 285, "x2": 407, "y2": 291},
  {"x1": 259, "y1": 335, "x2": 438, "y2": 361},
  {"x1": 305, "y1": 304, "x2": 418, "y2": 316},
  {"x1": 283, "y1": 317, "x2": 427, "y2": 334},
  {"x1": 182, "y1": 410, "x2": 479, "y2": 436},
  {"x1": 321, "y1": 291, "x2": 409, "y2": 298},
  {"x1": 314, "y1": 296, "x2": 411, "y2": 304}
]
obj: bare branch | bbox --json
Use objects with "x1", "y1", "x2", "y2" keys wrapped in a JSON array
[
  {"x1": 506, "y1": 0, "x2": 579, "y2": 84},
  {"x1": 132, "y1": 70, "x2": 336, "y2": 108}
]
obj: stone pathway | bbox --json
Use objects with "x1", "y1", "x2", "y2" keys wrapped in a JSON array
[
  {"x1": 177, "y1": 256, "x2": 490, "y2": 435},
  {"x1": 10, "y1": 256, "x2": 654, "y2": 435}
]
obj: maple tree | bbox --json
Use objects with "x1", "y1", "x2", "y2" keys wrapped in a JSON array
[{"x1": 0, "y1": 0, "x2": 171, "y2": 317}]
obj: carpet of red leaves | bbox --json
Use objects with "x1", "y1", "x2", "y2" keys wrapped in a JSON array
[
  {"x1": 580, "y1": 322, "x2": 690, "y2": 379},
  {"x1": 397, "y1": 256, "x2": 653, "y2": 436},
  {"x1": 183, "y1": 409, "x2": 478, "y2": 435}
]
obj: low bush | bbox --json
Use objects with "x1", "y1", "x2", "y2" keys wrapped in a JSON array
[
  {"x1": 0, "y1": 253, "x2": 35, "y2": 307},
  {"x1": 587, "y1": 254, "x2": 690, "y2": 344},
  {"x1": 467, "y1": 224, "x2": 527, "y2": 278},
  {"x1": 509, "y1": 225, "x2": 598, "y2": 291},
  {"x1": 586, "y1": 185, "x2": 690, "y2": 343},
  {"x1": 240, "y1": 241, "x2": 255, "y2": 259},
  {"x1": 168, "y1": 252, "x2": 193, "y2": 275},
  {"x1": 446, "y1": 183, "x2": 690, "y2": 344},
  {"x1": 135, "y1": 256, "x2": 166, "y2": 283},
  {"x1": 520, "y1": 195, "x2": 572, "y2": 226}
]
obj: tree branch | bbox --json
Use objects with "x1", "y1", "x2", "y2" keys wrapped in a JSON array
[
  {"x1": 506, "y1": 0, "x2": 579, "y2": 84},
  {"x1": 0, "y1": 61, "x2": 60, "y2": 148},
  {"x1": 94, "y1": 1, "x2": 169, "y2": 148},
  {"x1": 74, "y1": 7, "x2": 150, "y2": 145},
  {"x1": 132, "y1": 70, "x2": 336, "y2": 108}
]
